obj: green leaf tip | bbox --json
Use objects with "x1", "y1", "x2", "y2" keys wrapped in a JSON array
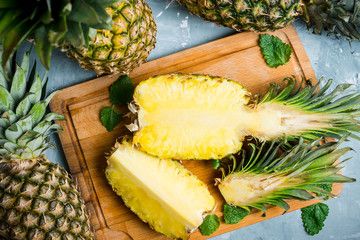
[
  {"x1": 109, "y1": 75, "x2": 135, "y2": 105},
  {"x1": 100, "y1": 106, "x2": 122, "y2": 132},
  {"x1": 223, "y1": 204, "x2": 249, "y2": 224},
  {"x1": 259, "y1": 34, "x2": 292, "y2": 68},
  {"x1": 0, "y1": 0, "x2": 114, "y2": 68},
  {"x1": 199, "y1": 214, "x2": 220, "y2": 236},
  {"x1": 301, "y1": 203, "x2": 329, "y2": 236}
]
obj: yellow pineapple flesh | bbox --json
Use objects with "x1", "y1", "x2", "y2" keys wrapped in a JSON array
[
  {"x1": 105, "y1": 140, "x2": 215, "y2": 239},
  {"x1": 133, "y1": 74, "x2": 251, "y2": 160}
]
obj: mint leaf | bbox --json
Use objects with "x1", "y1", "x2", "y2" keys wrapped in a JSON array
[
  {"x1": 301, "y1": 203, "x2": 329, "y2": 236},
  {"x1": 223, "y1": 204, "x2": 249, "y2": 224},
  {"x1": 100, "y1": 106, "x2": 122, "y2": 131},
  {"x1": 259, "y1": 34, "x2": 292, "y2": 68},
  {"x1": 199, "y1": 214, "x2": 220, "y2": 236},
  {"x1": 316, "y1": 184, "x2": 332, "y2": 199},
  {"x1": 212, "y1": 159, "x2": 221, "y2": 169},
  {"x1": 109, "y1": 75, "x2": 134, "y2": 105}
]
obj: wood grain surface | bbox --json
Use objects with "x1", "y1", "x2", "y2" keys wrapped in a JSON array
[{"x1": 50, "y1": 26, "x2": 341, "y2": 240}]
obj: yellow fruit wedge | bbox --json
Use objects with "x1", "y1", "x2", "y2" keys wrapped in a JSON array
[{"x1": 105, "y1": 140, "x2": 215, "y2": 239}]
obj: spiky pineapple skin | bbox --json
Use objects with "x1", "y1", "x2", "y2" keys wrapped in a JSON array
[
  {"x1": 179, "y1": 0, "x2": 301, "y2": 32},
  {"x1": 0, "y1": 157, "x2": 93, "y2": 239},
  {"x1": 66, "y1": 0, "x2": 157, "y2": 75}
]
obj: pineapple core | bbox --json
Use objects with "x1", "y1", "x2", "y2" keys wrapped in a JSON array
[
  {"x1": 133, "y1": 74, "x2": 331, "y2": 160},
  {"x1": 218, "y1": 172, "x2": 300, "y2": 206},
  {"x1": 106, "y1": 141, "x2": 215, "y2": 239}
]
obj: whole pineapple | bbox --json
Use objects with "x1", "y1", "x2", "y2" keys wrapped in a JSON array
[
  {"x1": 0, "y1": 0, "x2": 157, "y2": 76},
  {"x1": 130, "y1": 74, "x2": 360, "y2": 160},
  {"x1": 66, "y1": 0, "x2": 157, "y2": 75},
  {"x1": 179, "y1": 0, "x2": 360, "y2": 40},
  {"x1": 0, "y1": 53, "x2": 93, "y2": 239}
]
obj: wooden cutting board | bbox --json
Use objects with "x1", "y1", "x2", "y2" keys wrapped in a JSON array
[{"x1": 50, "y1": 26, "x2": 342, "y2": 240}]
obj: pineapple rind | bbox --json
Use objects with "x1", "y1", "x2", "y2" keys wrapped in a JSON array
[
  {"x1": 106, "y1": 140, "x2": 215, "y2": 239},
  {"x1": 179, "y1": 0, "x2": 360, "y2": 40},
  {"x1": 67, "y1": 0, "x2": 157, "y2": 75},
  {"x1": 178, "y1": 0, "x2": 301, "y2": 32},
  {"x1": 0, "y1": 158, "x2": 93, "y2": 239}
]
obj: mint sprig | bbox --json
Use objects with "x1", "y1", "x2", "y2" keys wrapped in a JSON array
[
  {"x1": 99, "y1": 75, "x2": 134, "y2": 132},
  {"x1": 223, "y1": 204, "x2": 249, "y2": 224},
  {"x1": 100, "y1": 106, "x2": 122, "y2": 131},
  {"x1": 199, "y1": 214, "x2": 220, "y2": 236},
  {"x1": 109, "y1": 75, "x2": 134, "y2": 105},
  {"x1": 301, "y1": 203, "x2": 329, "y2": 236},
  {"x1": 259, "y1": 34, "x2": 292, "y2": 68}
]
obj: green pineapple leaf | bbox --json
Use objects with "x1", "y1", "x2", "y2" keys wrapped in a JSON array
[
  {"x1": 100, "y1": 106, "x2": 122, "y2": 131},
  {"x1": 34, "y1": 26, "x2": 53, "y2": 69},
  {"x1": 301, "y1": 203, "x2": 329, "y2": 236},
  {"x1": 109, "y1": 75, "x2": 135, "y2": 105},
  {"x1": 223, "y1": 204, "x2": 249, "y2": 224},
  {"x1": 0, "y1": 86, "x2": 14, "y2": 112},
  {"x1": 199, "y1": 214, "x2": 220, "y2": 236},
  {"x1": 259, "y1": 34, "x2": 292, "y2": 68}
]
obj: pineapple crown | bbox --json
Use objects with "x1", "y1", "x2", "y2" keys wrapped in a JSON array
[
  {"x1": 0, "y1": 52, "x2": 63, "y2": 160},
  {"x1": 302, "y1": 0, "x2": 360, "y2": 40},
  {"x1": 259, "y1": 77, "x2": 360, "y2": 141},
  {"x1": 220, "y1": 138, "x2": 355, "y2": 212},
  {"x1": 0, "y1": 0, "x2": 116, "y2": 69}
]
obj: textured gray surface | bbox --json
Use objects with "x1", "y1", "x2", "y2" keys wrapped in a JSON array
[{"x1": 27, "y1": 0, "x2": 360, "y2": 239}]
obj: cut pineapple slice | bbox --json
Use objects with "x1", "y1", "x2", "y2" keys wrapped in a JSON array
[
  {"x1": 132, "y1": 74, "x2": 360, "y2": 160},
  {"x1": 105, "y1": 140, "x2": 215, "y2": 239}
]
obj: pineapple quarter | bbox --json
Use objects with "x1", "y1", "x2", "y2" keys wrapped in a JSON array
[
  {"x1": 106, "y1": 140, "x2": 215, "y2": 239},
  {"x1": 217, "y1": 139, "x2": 355, "y2": 211},
  {"x1": 131, "y1": 74, "x2": 358, "y2": 160}
]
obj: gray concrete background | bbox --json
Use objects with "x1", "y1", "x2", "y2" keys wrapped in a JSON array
[{"x1": 24, "y1": 0, "x2": 360, "y2": 239}]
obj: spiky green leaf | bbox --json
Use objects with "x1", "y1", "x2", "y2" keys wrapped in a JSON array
[
  {"x1": 16, "y1": 94, "x2": 34, "y2": 117},
  {"x1": 34, "y1": 26, "x2": 53, "y2": 69},
  {"x1": 29, "y1": 102, "x2": 46, "y2": 125},
  {"x1": 0, "y1": 85, "x2": 13, "y2": 112},
  {"x1": 29, "y1": 73, "x2": 43, "y2": 103},
  {"x1": 10, "y1": 66, "x2": 26, "y2": 102}
]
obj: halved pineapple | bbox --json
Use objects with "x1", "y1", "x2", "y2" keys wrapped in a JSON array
[
  {"x1": 132, "y1": 74, "x2": 360, "y2": 160},
  {"x1": 105, "y1": 139, "x2": 215, "y2": 239}
]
